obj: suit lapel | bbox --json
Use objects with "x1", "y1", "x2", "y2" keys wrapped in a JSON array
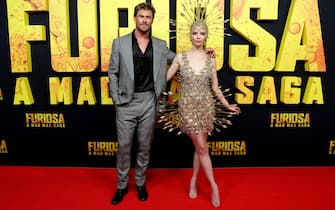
[
  {"x1": 152, "y1": 38, "x2": 160, "y2": 83},
  {"x1": 123, "y1": 35, "x2": 134, "y2": 81}
]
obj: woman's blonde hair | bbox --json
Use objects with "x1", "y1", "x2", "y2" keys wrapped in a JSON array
[{"x1": 190, "y1": 21, "x2": 208, "y2": 34}]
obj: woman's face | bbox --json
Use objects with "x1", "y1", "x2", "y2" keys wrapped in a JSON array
[{"x1": 190, "y1": 25, "x2": 207, "y2": 47}]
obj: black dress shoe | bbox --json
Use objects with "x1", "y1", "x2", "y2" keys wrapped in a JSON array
[
  {"x1": 111, "y1": 187, "x2": 128, "y2": 205},
  {"x1": 136, "y1": 185, "x2": 148, "y2": 201}
]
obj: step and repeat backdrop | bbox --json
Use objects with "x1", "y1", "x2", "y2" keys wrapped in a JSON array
[{"x1": 0, "y1": 0, "x2": 335, "y2": 168}]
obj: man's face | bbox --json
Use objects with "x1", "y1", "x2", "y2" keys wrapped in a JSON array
[{"x1": 134, "y1": 9, "x2": 154, "y2": 33}]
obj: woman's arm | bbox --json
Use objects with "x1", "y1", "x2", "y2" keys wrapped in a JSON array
[
  {"x1": 167, "y1": 53, "x2": 182, "y2": 81},
  {"x1": 210, "y1": 58, "x2": 241, "y2": 114}
]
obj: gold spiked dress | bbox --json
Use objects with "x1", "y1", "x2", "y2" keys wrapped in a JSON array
[{"x1": 158, "y1": 52, "x2": 233, "y2": 135}]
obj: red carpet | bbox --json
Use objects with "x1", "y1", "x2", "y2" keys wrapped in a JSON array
[{"x1": 0, "y1": 166, "x2": 334, "y2": 210}]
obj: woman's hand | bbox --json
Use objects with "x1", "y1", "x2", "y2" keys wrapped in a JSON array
[
  {"x1": 226, "y1": 105, "x2": 241, "y2": 115},
  {"x1": 205, "y1": 48, "x2": 216, "y2": 58}
]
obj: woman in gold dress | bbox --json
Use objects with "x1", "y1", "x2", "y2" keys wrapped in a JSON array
[{"x1": 166, "y1": 21, "x2": 241, "y2": 208}]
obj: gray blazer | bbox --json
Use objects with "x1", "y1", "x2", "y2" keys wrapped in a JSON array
[{"x1": 108, "y1": 33, "x2": 175, "y2": 105}]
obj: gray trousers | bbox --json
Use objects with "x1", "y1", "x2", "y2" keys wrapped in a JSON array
[{"x1": 115, "y1": 91, "x2": 156, "y2": 189}]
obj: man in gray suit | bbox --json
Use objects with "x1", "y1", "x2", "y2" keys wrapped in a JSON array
[{"x1": 108, "y1": 2, "x2": 175, "y2": 205}]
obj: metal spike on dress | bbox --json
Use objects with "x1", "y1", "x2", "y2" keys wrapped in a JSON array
[{"x1": 158, "y1": 90, "x2": 235, "y2": 136}]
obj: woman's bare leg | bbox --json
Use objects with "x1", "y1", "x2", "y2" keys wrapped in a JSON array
[
  {"x1": 189, "y1": 151, "x2": 200, "y2": 199},
  {"x1": 188, "y1": 132, "x2": 220, "y2": 208}
]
